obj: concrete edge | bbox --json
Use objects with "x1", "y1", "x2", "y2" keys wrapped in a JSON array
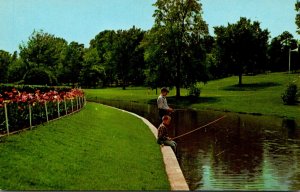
[{"x1": 102, "y1": 104, "x2": 189, "y2": 190}]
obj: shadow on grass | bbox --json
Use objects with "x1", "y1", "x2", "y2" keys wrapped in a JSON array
[
  {"x1": 148, "y1": 96, "x2": 220, "y2": 107},
  {"x1": 222, "y1": 82, "x2": 281, "y2": 91}
]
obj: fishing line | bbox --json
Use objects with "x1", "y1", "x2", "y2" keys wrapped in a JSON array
[{"x1": 172, "y1": 115, "x2": 227, "y2": 140}]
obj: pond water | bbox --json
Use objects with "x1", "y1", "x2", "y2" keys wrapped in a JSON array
[{"x1": 91, "y1": 99, "x2": 300, "y2": 191}]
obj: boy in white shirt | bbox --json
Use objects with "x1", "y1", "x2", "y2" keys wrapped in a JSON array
[{"x1": 157, "y1": 87, "x2": 174, "y2": 122}]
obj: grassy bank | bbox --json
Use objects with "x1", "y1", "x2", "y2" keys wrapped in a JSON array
[
  {"x1": 85, "y1": 72, "x2": 300, "y2": 120},
  {"x1": 0, "y1": 102, "x2": 169, "y2": 190}
]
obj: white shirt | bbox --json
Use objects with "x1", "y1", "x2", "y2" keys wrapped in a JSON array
[{"x1": 157, "y1": 94, "x2": 169, "y2": 110}]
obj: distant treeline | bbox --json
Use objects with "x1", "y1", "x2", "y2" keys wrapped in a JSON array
[{"x1": 0, "y1": 0, "x2": 299, "y2": 98}]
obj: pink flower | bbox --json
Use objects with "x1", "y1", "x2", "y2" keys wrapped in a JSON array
[{"x1": 21, "y1": 94, "x2": 28, "y2": 102}]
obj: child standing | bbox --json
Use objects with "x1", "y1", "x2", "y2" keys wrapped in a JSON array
[{"x1": 157, "y1": 87, "x2": 173, "y2": 122}]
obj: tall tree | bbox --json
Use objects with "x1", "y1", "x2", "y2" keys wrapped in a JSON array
[
  {"x1": 214, "y1": 17, "x2": 269, "y2": 85},
  {"x1": 8, "y1": 57, "x2": 27, "y2": 83},
  {"x1": 0, "y1": 50, "x2": 11, "y2": 83},
  {"x1": 152, "y1": 0, "x2": 209, "y2": 97},
  {"x1": 141, "y1": 27, "x2": 174, "y2": 90},
  {"x1": 111, "y1": 27, "x2": 145, "y2": 89},
  {"x1": 19, "y1": 30, "x2": 67, "y2": 84},
  {"x1": 268, "y1": 31, "x2": 298, "y2": 72},
  {"x1": 296, "y1": 0, "x2": 300, "y2": 34},
  {"x1": 79, "y1": 48, "x2": 105, "y2": 88},
  {"x1": 90, "y1": 30, "x2": 117, "y2": 86},
  {"x1": 58, "y1": 41, "x2": 84, "y2": 86},
  {"x1": 7, "y1": 52, "x2": 27, "y2": 83}
]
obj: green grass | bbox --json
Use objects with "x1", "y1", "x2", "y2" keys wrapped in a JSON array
[
  {"x1": 85, "y1": 72, "x2": 300, "y2": 120},
  {"x1": 0, "y1": 102, "x2": 169, "y2": 190},
  {"x1": 195, "y1": 72, "x2": 300, "y2": 119},
  {"x1": 85, "y1": 86, "x2": 164, "y2": 102}
]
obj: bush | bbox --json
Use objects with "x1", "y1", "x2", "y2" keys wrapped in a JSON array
[
  {"x1": 188, "y1": 84, "x2": 201, "y2": 98},
  {"x1": 281, "y1": 83, "x2": 298, "y2": 105},
  {"x1": 23, "y1": 67, "x2": 57, "y2": 85}
]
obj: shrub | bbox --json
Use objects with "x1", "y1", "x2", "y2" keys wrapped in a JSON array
[
  {"x1": 281, "y1": 83, "x2": 298, "y2": 105},
  {"x1": 23, "y1": 67, "x2": 57, "y2": 85},
  {"x1": 188, "y1": 84, "x2": 201, "y2": 98}
]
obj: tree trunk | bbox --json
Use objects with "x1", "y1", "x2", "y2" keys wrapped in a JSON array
[
  {"x1": 122, "y1": 77, "x2": 126, "y2": 90},
  {"x1": 176, "y1": 84, "x2": 180, "y2": 98},
  {"x1": 176, "y1": 31, "x2": 183, "y2": 99},
  {"x1": 238, "y1": 73, "x2": 242, "y2": 85},
  {"x1": 176, "y1": 57, "x2": 181, "y2": 98}
]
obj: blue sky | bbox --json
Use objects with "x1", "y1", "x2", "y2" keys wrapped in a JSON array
[{"x1": 0, "y1": 0, "x2": 299, "y2": 53}]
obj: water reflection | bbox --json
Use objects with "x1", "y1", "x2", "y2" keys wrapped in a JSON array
[
  {"x1": 90, "y1": 99, "x2": 300, "y2": 190},
  {"x1": 175, "y1": 112, "x2": 300, "y2": 190}
]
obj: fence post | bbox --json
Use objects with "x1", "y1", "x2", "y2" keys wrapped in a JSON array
[
  {"x1": 57, "y1": 101, "x2": 60, "y2": 118},
  {"x1": 71, "y1": 99, "x2": 74, "y2": 112},
  {"x1": 64, "y1": 98, "x2": 67, "y2": 115},
  {"x1": 4, "y1": 102, "x2": 9, "y2": 135},
  {"x1": 29, "y1": 103, "x2": 32, "y2": 129},
  {"x1": 76, "y1": 97, "x2": 79, "y2": 110},
  {"x1": 45, "y1": 101, "x2": 49, "y2": 122},
  {"x1": 79, "y1": 96, "x2": 82, "y2": 109}
]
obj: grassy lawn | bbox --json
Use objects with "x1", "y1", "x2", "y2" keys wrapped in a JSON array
[
  {"x1": 85, "y1": 72, "x2": 300, "y2": 120},
  {"x1": 192, "y1": 72, "x2": 300, "y2": 119},
  {"x1": 0, "y1": 102, "x2": 169, "y2": 190}
]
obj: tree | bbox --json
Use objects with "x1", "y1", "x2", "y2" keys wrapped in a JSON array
[
  {"x1": 296, "y1": 0, "x2": 300, "y2": 34},
  {"x1": 90, "y1": 30, "x2": 117, "y2": 86},
  {"x1": 0, "y1": 50, "x2": 11, "y2": 83},
  {"x1": 19, "y1": 30, "x2": 67, "y2": 83},
  {"x1": 268, "y1": 31, "x2": 298, "y2": 72},
  {"x1": 58, "y1": 41, "x2": 84, "y2": 86},
  {"x1": 152, "y1": 0, "x2": 209, "y2": 97},
  {"x1": 89, "y1": 27, "x2": 146, "y2": 88},
  {"x1": 111, "y1": 27, "x2": 145, "y2": 89},
  {"x1": 214, "y1": 17, "x2": 269, "y2": 85},
  {"x1": 90, "y1": 30, "x2": 115, "y2": 64},
  {"x1": 141, "y1": 27, "x2": 174, "y2": 91},
  {"x1": 23, "y1": 67, "x2": 57, "y2": 85},
  {"x1": 79, "y1": 48, "x2": 105, "y2": 88},
  {"x1": 7, "y1": 54, "x2": 27, "y2": 83}
]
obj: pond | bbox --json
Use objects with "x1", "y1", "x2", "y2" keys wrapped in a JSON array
[{"x1": 91, "y1": 99, "x2": 300, "y2": 191}]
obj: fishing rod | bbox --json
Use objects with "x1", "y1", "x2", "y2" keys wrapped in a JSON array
[
  {"x1": 173, "y1": 109, "x2": 188, "y2": 111},
  {"x1": 172, "y1": 115, "x2": 227, "y2": 140}
]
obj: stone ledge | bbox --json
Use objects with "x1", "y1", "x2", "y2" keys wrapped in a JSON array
[{"x1": 105, "y1": 105, "x2": 189, "y2": 190}]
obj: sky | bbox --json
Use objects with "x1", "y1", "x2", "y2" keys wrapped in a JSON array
[{"x1": 0, "y1": 0, "x2": 299, "y2": 53}]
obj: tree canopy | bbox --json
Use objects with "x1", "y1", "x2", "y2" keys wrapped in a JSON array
[
  {"x1": 268, "y1": 31, "x2": 298, "y2": 72},
  {"x1": 150, "y1": 0, "x2": 209, "y2": 97},
  {"x1": 214, "y1": 17, "x2": 269, "y2": 85},
  {"x1": 19, "y1": 30, "x2": 67, "y2": 85},
  {"x1": 0, "y1": 50, "x2": 11, "y2": 83},
  {"x1": 296, "y1": 0, "x2": 300, "y2": 34},
  {"x1": 58, "y1": 41, "x2": 84, "y2": 85},
  {"x1": 112, "y1": 27, "x2": 145, "y2": 89}
]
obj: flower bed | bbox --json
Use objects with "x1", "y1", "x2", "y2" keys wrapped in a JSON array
[{"x1": 0, "y1": 86, "x2": 85, "y2": 135}]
